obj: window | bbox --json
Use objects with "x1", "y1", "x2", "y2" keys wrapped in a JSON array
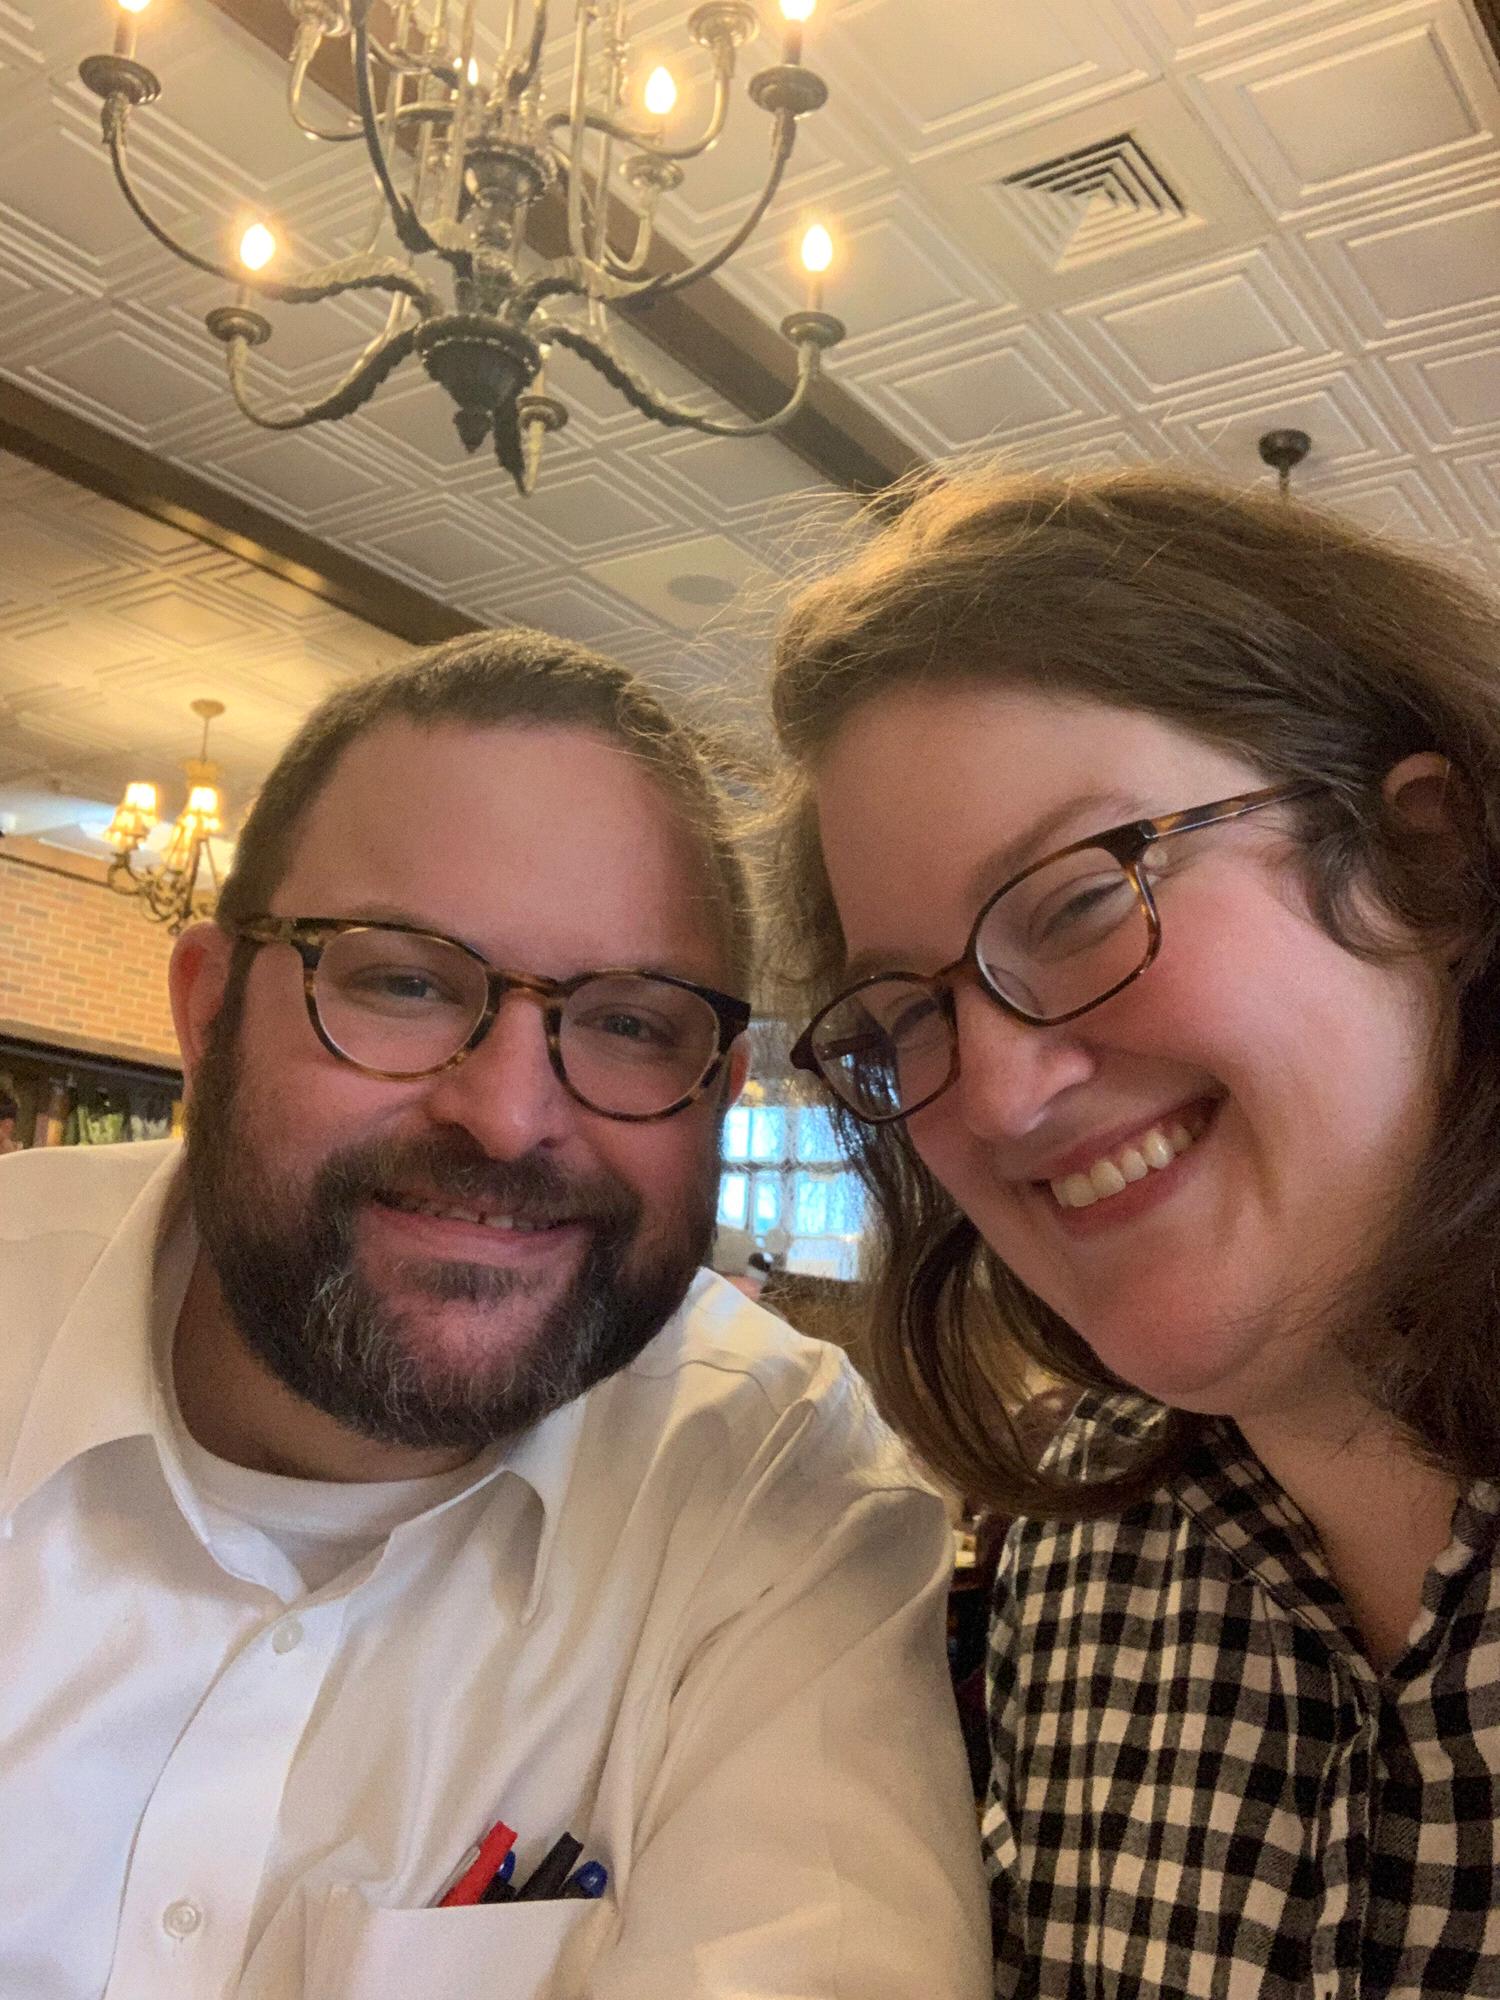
[{"x1": 718, "y1": 1095, "x2": 865, "y2": 1280}]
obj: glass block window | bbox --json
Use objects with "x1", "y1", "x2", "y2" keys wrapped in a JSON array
[{"x1": 718, "y1": 1092, "x2": 865, "y2": 1280}]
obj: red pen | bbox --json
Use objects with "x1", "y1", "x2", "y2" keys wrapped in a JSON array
[{"x1": 435, "y1": 1819, "x2": 517, "y2": 1908}]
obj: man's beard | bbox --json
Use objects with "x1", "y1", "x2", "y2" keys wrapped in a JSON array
[{"x1": 183, "y1": 1010, "x2": 718, "y2": 1452}]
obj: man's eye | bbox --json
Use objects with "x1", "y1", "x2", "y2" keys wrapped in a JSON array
[{"x1": 347, "y1": 968, "x2": 455, "y2": 1007}]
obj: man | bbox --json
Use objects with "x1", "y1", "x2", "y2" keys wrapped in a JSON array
[
  {"x1": 0, "y1": 1085, "x2": 21, "y2": 1153},
  {"x1": 0, "y1": 632, "x2": 987, "y2": 2000}
]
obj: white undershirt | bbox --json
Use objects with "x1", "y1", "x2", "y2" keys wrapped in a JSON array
[
  {"x1": 169, "y1": 1412, "x2": 480, "y2": 1592},
  {"x1": 155, "y1": 1212, "x2": 487, "y2": 1592}
]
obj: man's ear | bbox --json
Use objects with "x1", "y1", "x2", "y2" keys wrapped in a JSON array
[
  {"x1": 169, "y1": 921, "x2": 236, "y2": 1087},
  {"x1": 1381, "y1": 751, "x2": 1458, "y2": 834},
  {"x1": 722, "y1": 1034, "x2": 753, "y2": 1107}
]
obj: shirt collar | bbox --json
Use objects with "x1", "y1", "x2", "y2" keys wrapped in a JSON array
[{"x1": 2, "y1": 1143, "x2": 188, "y2": 1529}]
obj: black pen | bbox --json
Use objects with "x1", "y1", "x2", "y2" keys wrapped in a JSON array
[{"x1": 515, "y1": 1833, "x2": 582, "y2": 1902}]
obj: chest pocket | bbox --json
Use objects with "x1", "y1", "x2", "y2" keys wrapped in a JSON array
[{"x1": 305, "y1": 1886, "x2": 610, "y2": 2000}]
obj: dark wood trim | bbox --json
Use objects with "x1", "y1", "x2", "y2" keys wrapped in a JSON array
[
  {"x1": 1473, "y1": 0, "x2": 1500, "y2": 60},
  {"x1": 200, "y1": 0, "x2": 920, "y2": 494},
  {"x1": 0, "y1": 379, "x2": 479, "y2": 645},
  {"x1": 0, "y1": 1019, "x2": 182, "y2": 1082}
]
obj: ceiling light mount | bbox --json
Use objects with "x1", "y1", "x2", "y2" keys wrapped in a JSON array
[
  {"x1": 79, "y1": 0, "x2": 846, "y2": 496},
  {"x1": 1258, "y1": 427, "x2": 1312, "y2": 498}
]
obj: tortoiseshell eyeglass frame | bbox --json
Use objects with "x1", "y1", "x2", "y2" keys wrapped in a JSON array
[
  {"x1": 790, "y1": 781, "x2": 1321, "y2": 1126},
  {"x1": 230, "y1": 914, "x2": 752, "y2": 1123}
]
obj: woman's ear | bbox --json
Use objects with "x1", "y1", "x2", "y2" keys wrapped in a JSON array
[
  {"x1": 168, "y1": 921, "x2": 236, "y2": 1086},
  {"x1": 1381, "y1": 751, "x2": 1457, "y2": 834}
]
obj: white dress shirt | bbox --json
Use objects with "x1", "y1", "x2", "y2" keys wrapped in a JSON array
[{"x1": 0, "y1": 1140, "x2": 987, "y2": 2000}]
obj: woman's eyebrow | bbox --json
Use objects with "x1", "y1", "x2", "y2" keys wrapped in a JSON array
[
  {"x1": 959, "y1": 789, "x2": 1138, "y2": 908},
  {"x1": 836, "y1": 790, "x2": 1142, "y2": 986}
]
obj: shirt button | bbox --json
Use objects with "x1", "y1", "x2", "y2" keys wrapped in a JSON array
[
  {"x1": 162, "y1": 1900, "x2": 202, "y2": 1938},
  {"x1": 272, "y1": 1619, "x2": 303, "y2": 1654}
]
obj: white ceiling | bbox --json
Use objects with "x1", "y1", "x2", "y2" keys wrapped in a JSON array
[{"x1": 3, "y1": 0, "x2": 1500, "y2": 844}]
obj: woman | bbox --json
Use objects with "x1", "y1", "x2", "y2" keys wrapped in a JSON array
[{"x1": 764, "y1": 464, "x2": 1500, "y2": 1998}]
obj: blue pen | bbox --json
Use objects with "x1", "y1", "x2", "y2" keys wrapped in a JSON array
[
  {"x1": 478, "y1": 1849, "x2": 518, "y2": 1904},
  {"x1": 561, "y1": 1860, "x2": 609, "y2": 1900}
]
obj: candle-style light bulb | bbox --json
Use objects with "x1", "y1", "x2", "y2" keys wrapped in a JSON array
[
  {"x1": 643, "y1": 66, "x2": 677, "y2": 120},
  {"x1": 238, "y1": 222, "x2": 277, "y2": 272},
  {"x1": 115, "y1": 0, "x2": 151, "y2": 61},
  {"x1": 800, "y1": 220, "x2": 833, "y2": 310},
  {"x1": 466, "y1": 55, "x2": 480, "y2": 87},
  {"x1": 779, "y1": 0, "x2": 814, "y2": 64}
]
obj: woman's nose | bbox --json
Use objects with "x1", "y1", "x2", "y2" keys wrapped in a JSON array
[{"x1": 945, "y1": 978, "x2": 1095, "y2": 1141}]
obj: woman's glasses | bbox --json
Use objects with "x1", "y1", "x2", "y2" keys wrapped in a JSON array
[
  {"x1": 790, "y1": 782, "x2": 1317, "y2": 1125},
  {"x1": 232, "y1": 915, "x2": 751, "y2": 1123}
]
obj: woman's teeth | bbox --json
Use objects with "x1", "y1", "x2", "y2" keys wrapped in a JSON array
[{"x1": 1049, "y1": 1120, "x2": 1200, "y2": 1210}]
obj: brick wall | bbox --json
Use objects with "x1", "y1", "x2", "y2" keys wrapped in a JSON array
[{"x1": 0, "y1": 850, "x2": 180, "y2": 1061}]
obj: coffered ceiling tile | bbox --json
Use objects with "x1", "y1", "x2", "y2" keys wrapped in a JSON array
[
  {"x1": 727, "y1": 187, "x2": 1012, "y2": 350},
  {"x1": 829, "y1": 0, "x2": 1156, "y2": 153},
  {"x1": 655, "y1": 95, "x2": 876, "y2": 243},
  {"x1": 1381, "y1": 330, "x2": 1500, "y2": 447},
  {"x1": 643, "y1": 431, "x2": 825, "y2": 515},
  {"x1": 210, "y1": 430, "x2": 395, "y2": 524},
  {"x1": 358, "y1": 509, "x2": 520, "y2": 594},
  {"x1": 112, "y1": 586, "x2": 258, "y2": 651},
  {"x1": 1444, "y1": 444, "x2": 1500, "y2": 529},
  {"x1": 24, "y1": 318, "x2": 223, "y2": 435},
  {"x1": 1124, "y1": 0, "x2": 1374, "y2": 57},
  {"x1": 1185, "y1": 3, "x2": 1499, "y2": 217},
  {"x1": 302, "y1": 624, "x2": 418, "y2": 679},
  {"x1": 1159, "y1": 366, "x2": 1404, "y2": 474},
  {"x1": 1065, "y1": 245, "x2": 1334, "y2": 399},
  {"x1": 511, "y1": 465, "x2": 692, "y2": 555},
  {"x1": 589, "y1": 533, "x2": 775, "y2": 635},
  {"x1": 1304, "y1": 458, "x2": 1474, "y2": 540},
  {"x1": 0, "y1": 113, "x2": 188, "y2": 267},
  {"x1": 0, "y1": 1, "x2": 41, "y2": 68},
  {"x1": 1301, "y1": 178, "x2": 1500, "y2": 337},
  {"x1": 472, "y1": 578, "x2": 641, "y2": 650},
  {"x1": 63, "y1": 490, "x2": 207, "y2": 566},
  {"x1": 865, "y1": 319, "x2": 1106, "y2": 456}
]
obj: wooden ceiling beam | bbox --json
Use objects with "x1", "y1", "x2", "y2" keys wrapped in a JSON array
[
  {"x1": 0, "y1": 379, "x2": 479, "y2": 646},
  {"x1": 198, "y1": 0, "x2": 921, "y2": 493}
]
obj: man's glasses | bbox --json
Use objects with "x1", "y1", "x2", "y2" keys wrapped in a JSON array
[
  {"x1": 232, "y1": 916, "x2": 751, "y2": 1123},
  {"x1": 790, "y1": 782, "x2": 1318, "y2": 1126}
]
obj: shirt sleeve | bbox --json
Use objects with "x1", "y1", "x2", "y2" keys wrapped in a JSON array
[{"x1": 586, "y1": 1478, "x2": 992, "y2": 2000}]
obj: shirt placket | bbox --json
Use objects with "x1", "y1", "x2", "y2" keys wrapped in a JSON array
[{"x1": 104, "y1": 1591, "x2": 349, "y2": 1999}]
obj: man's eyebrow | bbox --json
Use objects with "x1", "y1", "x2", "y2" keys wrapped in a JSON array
[
  {"x1": 837, "y1": 789, "x2": 1140, "y2": 986},
  {"x1": 301, "y1": 904, "x2": 720, "y2": 984}
]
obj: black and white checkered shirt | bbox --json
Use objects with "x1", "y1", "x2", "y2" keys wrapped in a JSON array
[{"x1": 983, "y1": 1393, "x2": 1500, "y2": 1998}]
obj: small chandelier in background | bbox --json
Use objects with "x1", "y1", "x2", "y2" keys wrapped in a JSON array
[
  {"x1": 104, "y1": 699, "x2": 229, "y2": 934},
  {"x1": 79, "y1": 0, "x2": 846, "y2": 496}
]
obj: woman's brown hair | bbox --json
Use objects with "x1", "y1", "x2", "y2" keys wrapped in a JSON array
[{"x1": 765, "y1": 462, "x2": 1500, "y2": 1519}]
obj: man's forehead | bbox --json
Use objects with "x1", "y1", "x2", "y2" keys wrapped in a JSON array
[{"x1": 281, "y1": 718, "x2": 733, "y2": 977}]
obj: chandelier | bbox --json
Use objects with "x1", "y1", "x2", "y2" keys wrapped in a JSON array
[
  {"x1": 104, "y1": 699, "x2": 229, "y2": 934},
  {"x1": 78, "y1": 0, "x2": 845, "y2": 495}
]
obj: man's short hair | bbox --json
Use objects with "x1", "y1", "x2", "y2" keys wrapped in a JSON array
[{"x1": 216, "y1": 628, "x2": 752, "y2": 988}]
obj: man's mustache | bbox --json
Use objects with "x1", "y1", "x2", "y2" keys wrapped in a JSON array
[{"x1": 312, "y1": 1131, "x2": 641, "y2": 1235}]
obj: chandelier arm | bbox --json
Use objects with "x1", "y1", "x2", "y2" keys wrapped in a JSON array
[
  {"x1": 349, "y1": 0, "x2": 447, "y2": 264},
  {"x1": 545, "y1": 64, "x2": 732, "y2": 163},
  {"x1": 602, "y1": 204, "x2": 658, "y2": 280},
  {"x1": 221, "y1": 323, "x2": 423, "y2": 431},
  {"x1": 101, "y1": 105, "x2": 439, "y2": 310},
  {"x1": 288, "y1": 27, "x2": 364, "y2": 141},
  {"x1": 546, "y1": 321, "x2": 824, "y2": 437},
  {"x1": 503, "y1": 0, "x2": 549, "y2": 103},
  {"x1": 627, "y1": 110, "x2": 794, "y2": 301}
]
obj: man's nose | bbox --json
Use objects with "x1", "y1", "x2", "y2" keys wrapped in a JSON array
[
  {"x1": 944, "y1": 978, "x2": 1095, "y2": 1142},
  {"x1": 419, "y1": 991, "x2": 578, "y2": 1157}
]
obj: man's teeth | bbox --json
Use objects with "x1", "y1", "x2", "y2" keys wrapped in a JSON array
[
  {"x1": 1050, "y1": 1120, "x2": 1199, "y2": 1210},
  {"x1": 384, "y1": 1193, "x2": 555, "y2": 1232}
]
